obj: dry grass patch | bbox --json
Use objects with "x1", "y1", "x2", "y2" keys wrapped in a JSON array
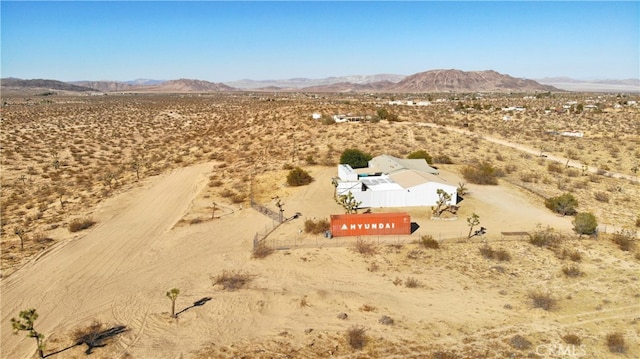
[
  {"x1": 345, "y1": 325, "x2": 367, "y2": 350},
  {"x1": 252, "y1": 242, "x2": 274, "y2": 259},
  {"x1": 606, "y1": 332, "x2": 626, "y2": 353},
  {"x1": 418, "y1": 234, "x2": 440, "y2": 249},
  {"x1": 68, "y1": 217, "x2": 96, "y2": 233},
  {"x1": 212, "y1": 270, "x2": 254, "y2": 291},
  {"x1": 528, "y1": 291, "x2": 557, "y2": 311},
  {"x1": 561, "y1": 264, "x2": 584, "y2": 277},
  {"x1": 352, "y1": 238, "x2": 378, "y2": 256}
]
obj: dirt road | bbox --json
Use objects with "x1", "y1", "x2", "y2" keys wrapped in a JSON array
[
  {"x1": 412, "y1": 122, "x2": 639, "y2": 182},
  {"x1": 1, "y1": 163, "x2": 216, "y2": 358}
]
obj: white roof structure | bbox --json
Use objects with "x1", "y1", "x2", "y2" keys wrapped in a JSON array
[{"x1": 335, "y1": 155, "x2": 457, "y2": 208}]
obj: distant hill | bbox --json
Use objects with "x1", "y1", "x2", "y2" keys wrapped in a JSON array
[
  {"x1": 300, "y1": 80, "x2": 396, "y2": 93},
  {"x1": 225, "y1": 74, "x2": 405, "y2": 90},
  {"x1": 10, "y1": 70, "x2": 639, "y2": 94},
  {"x1": 130, "y1": 79, "x2": 237, "y2": 92},
  {"x1": 537, "y1": 77, "x2": 640, "y2": 92},
  {"x1": 71, "y1": 81, "x2": 138, "y2": 92},
  {"x1": 388, "y1": 69, "x2": 559, "y2": 93},
  {"x1": 1, "y1": 78, "x2": 95, "y2": 92}
]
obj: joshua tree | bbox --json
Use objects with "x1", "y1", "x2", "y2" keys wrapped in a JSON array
[
  {"x1": 11, "y1": 309, "x2": 45, "y2": 358},
  {"x1": 211, "y1": 202, "x2": 219, "y2": 219},
  {"x1": 131, "y1": 158, "x2": 146, "y2": 181},
  {"x1": 467, "y1": 213, "x2": 480, "y2": 238},
  {"x1": 166, "y1": 288, "x2": 180, "y2": 318},
  {"x1": 336, "y1": 191, "x2": 362, "y2": 214},
  {"x1": 14, "y1": 227, "x2": 26, "y2": 250},
  {"x1": 431, "y1": 189, "x2": 459, "y2": 217},
  {"x1": 273, "y1": 196, "x2": 285, "y2": 222}
]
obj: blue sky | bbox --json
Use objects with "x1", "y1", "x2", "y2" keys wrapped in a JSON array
[{"x1": 1, "y1": 1, "x2": 638, "y2": 82}]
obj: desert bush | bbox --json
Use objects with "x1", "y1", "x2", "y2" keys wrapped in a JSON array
[
  {"x1": 479, "y1": 245, "x2": 511, "y2": 261},
  {"x1": 558, "y1": 248, "x2": 582, "y2": 262},
  {"x1": 566, "y1": 168, "x2": 581, "y2": 177},
  {"x1": 611, "y1": 230, "x2": 636, "y2": 251},
  {"x1": 562, "y1": 264, "x2": 584, "y2": 277},
  {"x1": 212, "y1": 270, "x2": 253, "y2": 291},
  {"x1": 378, "y1": 315, "x2": 394, "y2": 325},
  {"x1": 460, "y1": 162, "x2": 498, "y2": 185},
  {"x1": 303, "y1": 218, "x2": 330, "y2": 234},
  {"x1": 340, "y1": 149, "x2": 372, "y2": 169},
  {"x1": 352, "y1": 238, "x2": 377, "y2": 256},
  {"x1": 529, "y1": 227, "x2": 562, "y2": 248},
  {"x1": 407, "y1": 150, "x2": 432, "y2": 164},
  {"x1": 636, "y1": 215, "x2": 640, "y2": 228},
  {"x1": 572, "y1": 212, "x2": 597, "y2": 237},
  {"x1": 509, "y1": 334, "x2": 532, "y2": 350},
  {"x1": 594, "y1": 191, "x2": 610, "y2": 203},
  {"x1": 345, "y1": 325, "x2": 367, "y2": 350},
  {"x1": 419, "y1": 234, "x2": 439, "y2": 249},
  {"x1": 286, "y1": 167, "x2": 313, "y2": 186},
  {"x1": 606, "y1": 332, "x2": 626, "y2": 353},
  {"x1": 547, "y1": 162, "x2": 564, "y2": 174},
  {"x1": 360, "y1": 304, "x2": 376, "y2": 312},
  {"x1": 432, "y1": 154, "x2": 453, "y2": 164},
  {"x1": 562, "y1": 333, "x2": 582, "y2": 345},
  {"x1": 528, "y1": 291, "x2": 556, "y2": 311},
  {"x1": 404, "y1": 277, "x2": 420, "y2": 288},
  {"x1": 68, "y1": 217, "x2": 96, "y2": 233},
  {"x1": 252, "y1": 242, "x2": 274, "y2": 259},
  {"x1": 545, "y1": 193, "x2": 578, "y2": 216}
]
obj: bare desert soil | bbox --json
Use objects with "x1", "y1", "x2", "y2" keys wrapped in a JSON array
[{"x1": 1, "y1": 93, "x2": 639, "y2": 358}]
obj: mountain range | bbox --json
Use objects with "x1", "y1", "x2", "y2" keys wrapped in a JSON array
[{"x1": 2, "y1": 69, "x2": 639, "y2": 94}]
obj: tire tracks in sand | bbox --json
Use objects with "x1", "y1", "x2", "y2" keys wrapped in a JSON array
[{"x1": 1, "y1": 162, "x2": 213, "y2": 359}]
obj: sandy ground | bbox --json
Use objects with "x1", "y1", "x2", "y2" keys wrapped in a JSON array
[{"x1": 2, "y1": 162, "x2": 638, "y2": 358}]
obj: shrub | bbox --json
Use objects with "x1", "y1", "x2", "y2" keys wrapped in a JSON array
[
  {"x1": 562, "y1": 334, "x2": 582, "y2": 345},
  {"x1": 479, "y1": 245, "x2": 511, "y2": 261},
  {"x1": 68, "y1": 217, "x2": 96, "y2": 233},
  {"x1": 606, "y1": 332, "x2": 626, "y2": 353},
  {"x1": 460, "y1": 162, "x2": 498, "y2": 185},
  {"x1": 286, "y1": 167, "x2": 313, "y2": 186},
  {"x1": 212, "y1": 270, "x2": 253, "y2": 291},
  {"x1": 594, "y1": 191, "x2": 610, "y2": 203},
  {"x1": 432, "y1": 155, "x2": 453, "y2": 164},
  {"x1": 404, "y1": 277, "x2": 420, "y2": 288},
  {"x1": 352, "y1": 238, "x2": 377, "y2": 256},
  {"x1": 528, "y1": 291, "x2": 556, "y2": 311},
  {"x1": 611, "y1": 230, "x2": 636, "y2": 251},
  {"x1": 252, "y1": 243, "x2": 274, "y2": 259},
  {"x1": 572, "y1": 212, "x2": 597, "y2": 237},
  {"x1": 529, "y1": 227, "x2": 562, "y2": 249},
  {"x1": 346, "y1": 326, "x2": 367, "y2": 350},
  {"x1": 419, "y1": 235, "x2": 439, "y2": 249},
  {"x1": 547, "y1": 162, "x2": 564, "y2": 174},
  {"x1": 304, "y1": 218, "x2": 330, "y2": 234},
  {"x1": 562, "y1": 264, "x2": 584, "y2": 277},
  {"x1": 407, "y1": 150, "x2": 433, "y2": 164},
  {"x1": 545, "y1": 193, "x2": 578, "y2": 216},
  {"x1": 558, "y1": 248, "x2": 582, "y2": 262},
  {"x1": 340, "y1": 149, "x2": 372, "y2": 169},
  {"x1": 510, "y1": 334, "x2": 532, "y2": 350},
  {"x1": 378, "y1": 315, "x2": 394, "y2": 325}
]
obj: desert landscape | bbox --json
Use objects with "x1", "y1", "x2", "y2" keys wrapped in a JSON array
[{"x1": 1, "y1": 83, "x2": 639, "y2": 359}]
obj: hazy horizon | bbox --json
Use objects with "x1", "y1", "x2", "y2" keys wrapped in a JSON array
[{"x1": 2, "y1": 1, "x2": 638, "y2": 82}]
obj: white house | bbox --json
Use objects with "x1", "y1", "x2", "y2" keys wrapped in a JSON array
[{"x1": 334, "y1": 155, "x2": 458, "y2": 209}]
